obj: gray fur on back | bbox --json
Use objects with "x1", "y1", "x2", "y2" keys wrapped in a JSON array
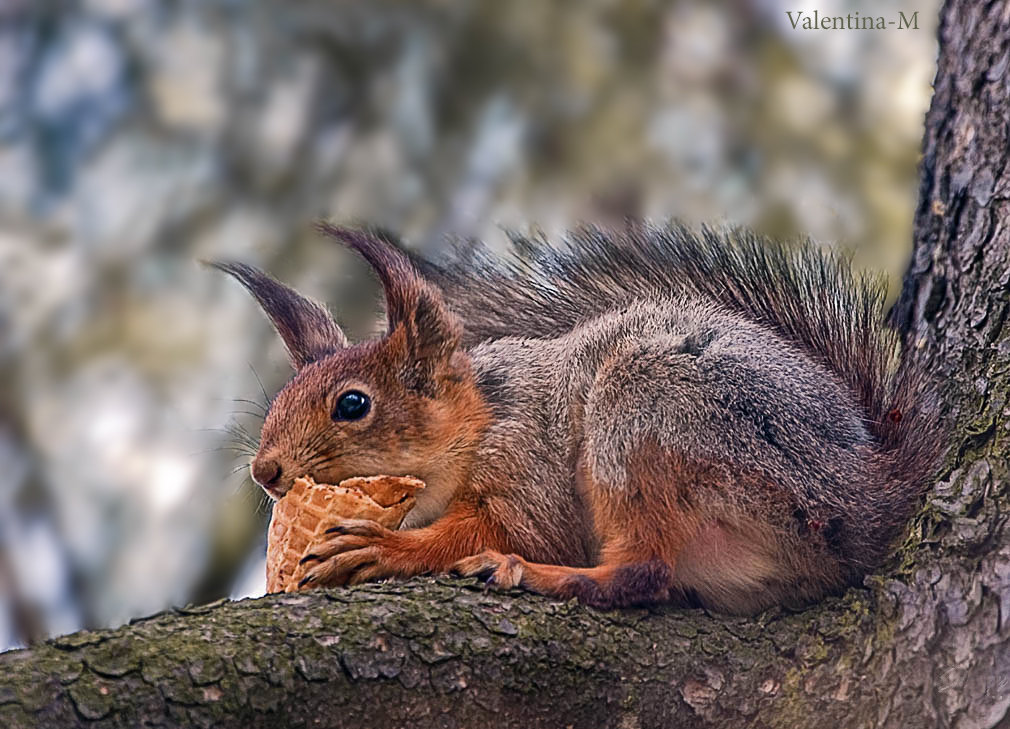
[{"x1": 418, "y1": 222, "x2": 942, "y2": 586}]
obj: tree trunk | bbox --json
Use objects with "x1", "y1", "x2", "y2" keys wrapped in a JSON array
[{"x1": 4, "y1": 2, "x2": 1010, "y2": 727}]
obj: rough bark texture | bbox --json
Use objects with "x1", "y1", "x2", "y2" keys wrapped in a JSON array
[{"x1": 4, "y1": 1, "x2": 1010, "y2": 727}]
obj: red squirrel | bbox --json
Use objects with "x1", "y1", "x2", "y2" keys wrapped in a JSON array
[{"x1": 213, "y1": 222, "x2": 942, "y2": 614}]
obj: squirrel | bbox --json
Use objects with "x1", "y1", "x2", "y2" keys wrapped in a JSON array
[{"x1": 212, "y1": 221, "x2": 943, "y2": 615}]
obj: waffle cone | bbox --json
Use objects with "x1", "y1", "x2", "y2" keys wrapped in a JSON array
[{"x1": 266, "y1": 474, "x2": 425, "y2": 593}]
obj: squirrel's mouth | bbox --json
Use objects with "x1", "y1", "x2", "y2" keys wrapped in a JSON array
[{"x1": 261, "y1": 483, "x2": 290, "y2": 501}]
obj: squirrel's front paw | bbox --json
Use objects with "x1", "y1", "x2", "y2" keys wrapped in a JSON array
[
  {"x1": 451, "y1": 550, "x2": 526, "y2": 590},
  {"x1": 296, "y1": 518, "x2": 400, "y2": 588}
]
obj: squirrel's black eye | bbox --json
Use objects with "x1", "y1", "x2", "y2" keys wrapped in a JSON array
[{"x1": 333, "y1": 390, "x2": 370, "y2": 421}]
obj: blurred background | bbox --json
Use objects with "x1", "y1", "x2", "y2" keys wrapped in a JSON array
[{"x1": 0, "y1": 0, "x2": 939, "y2": 649}]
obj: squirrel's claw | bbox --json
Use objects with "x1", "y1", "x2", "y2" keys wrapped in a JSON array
[
  {"x1": 304, "y1": 534, "x2": 374, "y2": 563},
  {"x1": 295, "y1": 518, "x2": 401, "y2": 588},
  {"x1": 451, "y1": 551, "x2": 525, "y2": 590},
  {"x1": 298, "y1": 545, "x2": 383, "y2": 587},
  {"x1": 323, "y1": 518, "x2": 389, "y2": 538}
]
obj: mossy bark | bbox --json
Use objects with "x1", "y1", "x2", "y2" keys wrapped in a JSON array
[
  {"x1": 3, "y1": 1, "x2": 1010, "y2": 727},
  {"x1": 0, "y1": 580, "x2": 881, "y2": 729}
]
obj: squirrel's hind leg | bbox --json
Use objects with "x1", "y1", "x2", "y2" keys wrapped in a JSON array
[{"x1": 451, "y1": 449, "x2": 700, "y2": 608}]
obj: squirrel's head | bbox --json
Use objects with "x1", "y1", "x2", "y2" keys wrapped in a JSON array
[{"x1": 213, "y1": 225, "x2": 486, "y2": 499}]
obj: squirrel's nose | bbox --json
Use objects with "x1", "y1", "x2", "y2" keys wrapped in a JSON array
[{"x1": 251, "y1": 458, "x2": 281, "y2": 487}]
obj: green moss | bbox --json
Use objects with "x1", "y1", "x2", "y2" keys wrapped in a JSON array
[
  {"x1": 767, "y1": 666, "x2": 810, "y2": 729},
  {"x1": 51, "y1": 630, "x2": 107, "y2": 650},
  {"x1": 32, "y1": 652, "x2": 84, "y2": 684},
  {"x1": 85, "y1": 639, "x2": 139, "y2": 678},
  {"x1": 66, "y1": 673, "x2": 113, "y2": 721},
  {"x1": 0, "y1": 705, "x2": 29, "y2": 728}
]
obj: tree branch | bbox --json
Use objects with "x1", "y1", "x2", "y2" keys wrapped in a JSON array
[{"x1": 0, "y1": 578, "x2": 931, "y2": 728}]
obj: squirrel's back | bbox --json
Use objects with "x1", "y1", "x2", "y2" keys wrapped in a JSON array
[{"x1": 411, "y1": 222, "x2": 944, "y2": 575}]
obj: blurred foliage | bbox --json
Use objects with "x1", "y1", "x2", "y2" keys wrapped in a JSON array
[{"x1": 0, "y1": 0, "x2": 938, "y2": 647}]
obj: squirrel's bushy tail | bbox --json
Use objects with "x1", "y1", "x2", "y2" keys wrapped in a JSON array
[{"x1": 410, "y1": 222, "x2": 944, "y2": 550}]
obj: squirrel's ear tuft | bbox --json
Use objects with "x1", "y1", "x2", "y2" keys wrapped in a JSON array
[
  {"x1": 401, "y1": 283, "x2": 462, "y2": 388},
  {"x1": 314, "y1": 223, "x2": 417, "y2": 331},
  {"x1": 316, "y1": 223, "x2": 462, "y2": 390},
  {"x1": 207, "y1": 261, "x2": 348, "y2": 369}
]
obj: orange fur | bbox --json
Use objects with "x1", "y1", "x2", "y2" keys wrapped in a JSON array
[{"x1": 299, "y1": 500, "x2": 511, "y2": 587}]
